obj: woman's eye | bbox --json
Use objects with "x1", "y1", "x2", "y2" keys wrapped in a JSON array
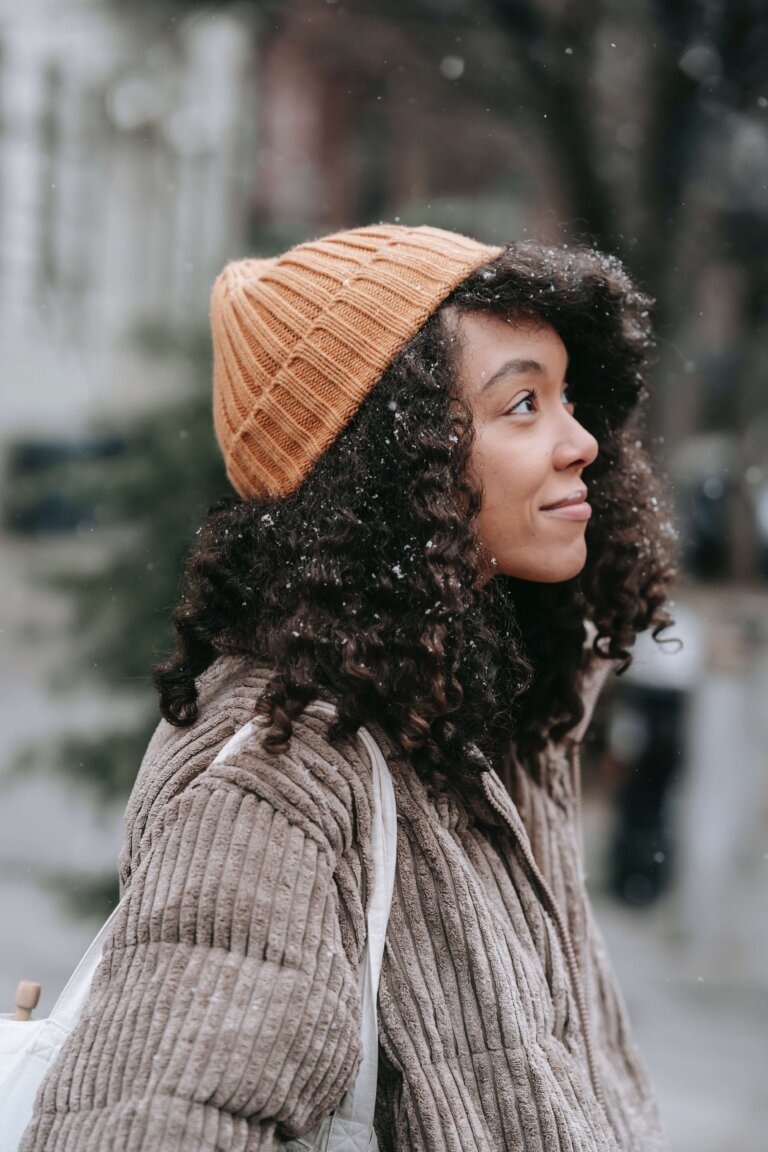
[
  {"x1": 507, "y1": 391, "x2": 537, "y2": 416},
  {"x1": 505, "y1": 384, "x2": 574, "y2": 417}
]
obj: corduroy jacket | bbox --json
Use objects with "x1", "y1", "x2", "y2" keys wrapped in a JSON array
[{"x1": 22, "y1": 654, "x2": 669, "y2": 1151}]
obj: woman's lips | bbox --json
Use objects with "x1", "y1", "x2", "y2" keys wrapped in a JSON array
[
  {"x1": 541, "y1": 501, "x2": 592, "y2": 521},
  {"x1": 540, "y1": 487, "x2": 590, "y2": 520}
]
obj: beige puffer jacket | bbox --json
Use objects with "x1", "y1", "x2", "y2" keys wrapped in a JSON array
[{"x1": 22, "y1": 654, "x2": 668, "y2": 1151}]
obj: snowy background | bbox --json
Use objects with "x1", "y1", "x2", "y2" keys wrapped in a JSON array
[{"x1": 1, "y1": 3, "x2": 767, "y2": 1148}]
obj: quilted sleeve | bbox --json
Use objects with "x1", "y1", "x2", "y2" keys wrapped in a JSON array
[{"x1": 21, "y1": 740, "x2": 367, "y2": 1151}]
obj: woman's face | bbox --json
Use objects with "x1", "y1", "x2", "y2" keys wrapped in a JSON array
[{"x1": 450, "y1": 310, "x2": 599, "y2": 585}]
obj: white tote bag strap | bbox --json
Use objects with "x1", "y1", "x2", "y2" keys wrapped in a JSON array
[
  {"x1": 46, "y1": 897, "x2": 126, "y2": 1034},
  {"x1": 296, "y1": 702, "x2": 397, "y2": 1146},
  {"x1": 210, "y1": 699, "x2": 398, "y2": 1146}
]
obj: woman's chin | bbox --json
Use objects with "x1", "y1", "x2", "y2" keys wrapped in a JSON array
[{"x1": 494, "y1": 543, "x2": 587, "y2": 584}]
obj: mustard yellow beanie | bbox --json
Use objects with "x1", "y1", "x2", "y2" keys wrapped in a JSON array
[{"x1": 211, "y1": 223, "x2": 502, "y2": 499}]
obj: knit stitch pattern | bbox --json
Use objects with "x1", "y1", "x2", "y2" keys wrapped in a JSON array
[{"x1": 211, "y1": 225, "x2": 502, "y2": 499}]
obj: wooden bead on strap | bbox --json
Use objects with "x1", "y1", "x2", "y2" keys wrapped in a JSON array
[{"x1": 13, "y1": 981, "x2": 41, "y2": 1021}]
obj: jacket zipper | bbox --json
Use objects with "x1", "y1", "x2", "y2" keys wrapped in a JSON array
[
  {"x1": 308, "y1": 699, "x2": 605, "y2": 1109},
  {"x1": 480, "y1": 765, "x2": 606, "y2": 1111},
  {"x1": 570, "y1": 740, "x2": 584, "y2": 862}
]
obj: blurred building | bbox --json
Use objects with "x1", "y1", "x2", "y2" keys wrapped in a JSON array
[{"x1": 0, "y1": 0, "x2": 256, "y2": 445}]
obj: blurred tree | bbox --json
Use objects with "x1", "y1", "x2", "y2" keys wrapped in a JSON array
[
  {"x1": 143, "y1": 0, "x2": 768, "y2": 445},
  {"x1": 7, "y1": 327, "x2": 229, "y2": 909},
  {"x1": 247, "y1": 0, "x2": 768, "y2": 441}
]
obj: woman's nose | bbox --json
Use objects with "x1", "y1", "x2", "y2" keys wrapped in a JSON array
[{"x1": 553, "y1": 414, "x2": 599, "y2": 470}]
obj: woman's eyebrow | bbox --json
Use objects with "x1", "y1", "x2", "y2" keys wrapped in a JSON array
[{"x1": 479, "y1": 358, "x2": 546, "y2": 392}]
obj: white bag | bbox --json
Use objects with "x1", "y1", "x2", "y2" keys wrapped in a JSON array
[
  {"x1": 0, "y1": 899, "x2": 125, "y2": 1152},
  {"x1": 0, "y1": 701, "x2": 397, "y2": 1152}
]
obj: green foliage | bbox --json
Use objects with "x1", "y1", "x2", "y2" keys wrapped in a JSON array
[
  {"x1": 42, "y1": 332, "x2": 227, "y2": 690},
  {"x1": 12, "y1": 725, "x2": 160, "y2": 806},
  {"x1": 9, "y1": 328, "x2": 229, "y2": 912},
  {"x1": 49, "y1": 357, "x2": 226, "y2": 688}
]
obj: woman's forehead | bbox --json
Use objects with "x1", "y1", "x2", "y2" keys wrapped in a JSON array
[{"x1": 447, "y1": 311, "x2": 568, "y2": 393}]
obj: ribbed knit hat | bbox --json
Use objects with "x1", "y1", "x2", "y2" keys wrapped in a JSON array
[{"x1": 211, "y1": 223, "x2": 503, "y2": 499}]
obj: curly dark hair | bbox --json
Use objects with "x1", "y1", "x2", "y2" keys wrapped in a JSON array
[{"x1": 153, "y1": 241, "x2": 678, "y2": 791}]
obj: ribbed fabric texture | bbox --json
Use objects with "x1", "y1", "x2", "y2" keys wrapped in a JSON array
[
  {"x1": 211, "y1": 225, "x2": 502, "y2": 499},
  {"x1": 21, "y1": 657, "x2": 669, "y2": 1152}
]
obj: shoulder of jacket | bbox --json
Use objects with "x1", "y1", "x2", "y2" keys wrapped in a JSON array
[
  {"x1": 203, "y1": 692, "x2": 376, "y2": 857},
  {"x1": 122, "y1": 656, "x2": 375, "y2": 882}
]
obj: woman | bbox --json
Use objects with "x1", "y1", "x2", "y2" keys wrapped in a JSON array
[{"x1": 23, "y1": 224, "x2": 676, "y2": 1151}]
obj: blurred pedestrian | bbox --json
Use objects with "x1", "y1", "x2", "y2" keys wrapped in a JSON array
[
  {"x1": 21, "y1": 225, "x2": 677, "y2": 1151},
  {"x1": 606, "y1": 602, "x2": 702, "y2": 907}
]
